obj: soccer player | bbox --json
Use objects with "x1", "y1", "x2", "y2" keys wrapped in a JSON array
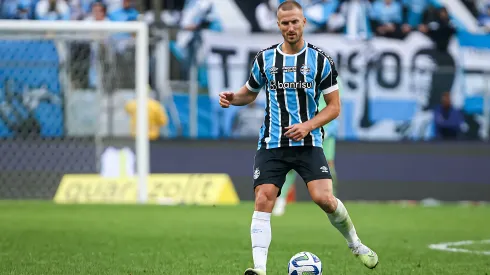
[
  {"x1": 218, "y1": 1, "x2": 379, "y2": 274},
  {"x1": 272, "y1": 79, "x2": 342, "y2": 217}
]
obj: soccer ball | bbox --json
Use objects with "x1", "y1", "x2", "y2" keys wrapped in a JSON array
[{"x1": 288, "y1": 251, "x2": 322, "y2": 275}]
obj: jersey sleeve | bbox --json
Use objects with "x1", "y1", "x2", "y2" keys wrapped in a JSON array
[
  {"x1": 319, "y1": 55, "x2": 339, "y2": 95},
  {"x1": 245, "y1": 53, "x2": 266, "y2": 93}
]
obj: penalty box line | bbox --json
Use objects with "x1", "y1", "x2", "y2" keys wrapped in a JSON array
[{"x1": 428, "y1": 240, "x2": 490, "y2": 255}]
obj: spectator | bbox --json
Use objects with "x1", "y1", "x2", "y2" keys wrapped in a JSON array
[
  {"x1": 302, "y1": 0, "x2": 340, "y2": 32},
  {"x1": 402, "y1": 0, "x2": 437, "y2": 28},
  {"x1": 1, "y1": 0, "x2": 32, "y2": 19},
  {"x1": 102, "y1": 0, "x2": 121, "y2": 14},
  {"x1": 108, "y1": 0, "x2": 138, "y2": 21},
  {"x1": 35, "y1": 0, "x2": 70, "y2": 20},
  {"x1": 84, "y1": 1, "x2": 107, "y2": 21},
  {"x1": 461, "y1": 0, "x2": 480, "y2": 18},
  {"x1": 478, "y1": 4, "x2": 490, "y2": 32},
  {"x1": 70, "y1": 0, "x2": 94, "y2": 20},
  {"x1": 433, "y1": 92, "x2": 466, "y2": 140},
  {"x1": 15, "y1": 0, "x2": 32, "y2": 19},
  {"x1": 125, "y1": 91, "x2": 168, "y2": 141},
  {"x1": 174, "y1": 0, "x2": 219, "y2": 79},
  {"x1": 84, "y1": 1, "x2": 111, "y2": 88},
  {"x1": 419, "y1": 6, "x2": 456, "y2": 52},
  {"x1": 107, "y1": 0, "x2": 139, "y2": 79},
  {"x1": 370, "y1": 0, "x2": 409, "y2": 38},
  {"x1": 255, "y1": 0, "x2": 279, "y2": 32},
  {"x1": 477, "y1": 0, "x2": 490, "y2": 14},
  {"x1": 328, "y1": 0, "x2": 372, "y2": 40}
]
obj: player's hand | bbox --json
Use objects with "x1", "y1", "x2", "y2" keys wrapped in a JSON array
[
  {"x1": 219, "y1": 91, "x2": 234, "y2": 108},
  {"x1": 284, "y1": 123, "x2": 313, "y2": 141}
]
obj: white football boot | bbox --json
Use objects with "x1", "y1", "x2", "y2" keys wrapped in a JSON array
[{"x1": 349, "y1": 242, "x2": 379, "y2": 269}]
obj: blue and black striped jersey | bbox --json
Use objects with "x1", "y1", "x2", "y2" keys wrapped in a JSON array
[{"x1": 246, "y1": 42, "x2": 339, "y2": 150}]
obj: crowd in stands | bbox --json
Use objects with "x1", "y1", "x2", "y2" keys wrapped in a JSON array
[
  {"x1": 255, "y1": 0, "x2": 490, "y2": 37},
  {"x1": 0, "y1": 0, "x2": 138, "y2": 21}
]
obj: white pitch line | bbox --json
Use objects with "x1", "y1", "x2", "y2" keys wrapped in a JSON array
[{"x1": 428, "y1": 240, "x2": 490, "y2": 255}]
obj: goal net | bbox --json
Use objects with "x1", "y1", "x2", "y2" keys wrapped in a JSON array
[{"x1": 0, "y1": 20, "x2": 149, "y2": 203}]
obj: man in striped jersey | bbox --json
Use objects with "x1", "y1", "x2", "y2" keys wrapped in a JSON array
[
  {"x1": 218, "y1": 1, "x2": 378, "y2": 274},
  {"x1": 272, "y1": 79, "x2": 343, "y2": 217}
]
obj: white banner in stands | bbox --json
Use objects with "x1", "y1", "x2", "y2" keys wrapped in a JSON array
[{"x1": 202, "y1": 31, "x2": 490, "y2": 140}]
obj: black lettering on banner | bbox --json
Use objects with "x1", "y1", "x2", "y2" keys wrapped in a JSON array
[
  {"x1": 347, "y1": 51, "x2": 359, "y2": 91},
  {"x1": 65, "y1": 181, "x2": 82, "y2": 202},
  {"x1": 376, "y1": 52, "x2": 401, "y2": 89},
  {"x1": 149, "y1": 181, "x2": 164, "y2": 201},
  {"x1": 200, "y1": 178, "x2": 214, "y2": 201},
  {"x1": 188, "y1": 174, "x2": 201, "y2": 202},
  {"x1": 347, "y1": 51, "x2": 359, "y2": 74},
  {"x1": 120, "y1": 182, "x2": 134, "y2": 200},
  {"x1": 211, "y1": 48, "x2": 237, "y2": 89},
  {"x1": 180, "y1": 175, "x2": 191, "y2": 202},
  {"x1": 190, "y1": 174, "x2": 202, "y2": 202},
  {"x1": 163, "y1": 179, "x2": 183, "y2": 199},
  {"x1": 83, "y1": 181, "x2": 98, "y2": 201},
  {"x1": 104, "y1": 180, "x2": 118, "y2": 201}
]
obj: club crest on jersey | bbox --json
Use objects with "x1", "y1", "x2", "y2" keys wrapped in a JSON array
[{"x1": 300, "y1": 64, "x2": 310, "y2": 75}]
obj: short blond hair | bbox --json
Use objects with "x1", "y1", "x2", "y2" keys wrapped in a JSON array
[{"x1": 277, "y1": 0, "x2": 303, "y2": 13}]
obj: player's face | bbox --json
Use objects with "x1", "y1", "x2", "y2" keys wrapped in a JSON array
[{"x1": 277, "y1": 8, "x2": 306, "y2": 45}]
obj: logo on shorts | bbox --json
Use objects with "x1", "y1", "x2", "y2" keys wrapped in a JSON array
[
  {"x1": 254, "y1": 168, "x2": 260, "y2": 180},
  {"x1": 320, "y1": 166, "x2": 329, "y2": 173}
]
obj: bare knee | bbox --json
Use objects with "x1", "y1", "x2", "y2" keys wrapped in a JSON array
[
  {"x1": 311, "y1": 192, "x2": 337, "y2": 213},
  {"x1": 307, "y1": 179, "x2": 337, "y2": 213},
  {"x1": 255, "y1": 184, "x2": 279, "y2": 212}
]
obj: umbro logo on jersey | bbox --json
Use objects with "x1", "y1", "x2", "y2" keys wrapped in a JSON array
[{"x1": 270, "y1": 67, "x2": 278, "y2": 74}]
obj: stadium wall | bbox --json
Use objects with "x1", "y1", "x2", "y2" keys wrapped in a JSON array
[{"x1": 0, "y1": 139, "x2": 489, "y2": 202}]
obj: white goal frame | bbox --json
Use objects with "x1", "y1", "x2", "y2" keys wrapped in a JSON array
[{"x1": 0, "y1": 20, "x2": 150, "y2": 203}]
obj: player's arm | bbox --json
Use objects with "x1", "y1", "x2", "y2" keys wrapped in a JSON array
[
  {"x1": 284, "y1": 91, "x2": 340, "y2": 141},
  {"x1": 223, "y1": 85, "x2": 260, "y2": 107},
  {"x1": 285, "y1": 55, "x2": 340, "y2": 141},
  {"x1": 219, "y1": 53, "x2": 265, "y2": 108},
  {"x1": 305, "y1": 55, "x2": 341, "y2": 130},
  {"x1": 306, "y1": 90, "x2": 340, "y2": 130}
]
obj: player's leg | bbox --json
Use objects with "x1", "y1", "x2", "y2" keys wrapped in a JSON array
[
  {"x1": 323, "y1": 136, "x2": 337, "y2": 195},
  {"x1": 246, "y1": 184, "x2": 277, "y2": 275},
  {"x1": 245, "y1": 148, "x2": 290, "y2": 275},
  {"x1": 295, "y1": 147, "x2": 378, "y2": 269},
  {"x1": 272, "y1": 169, "x2": 296, "y2": 216}
]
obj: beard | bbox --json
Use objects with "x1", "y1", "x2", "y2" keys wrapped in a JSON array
[{"x1": 283, "y1": 32, "x2": 302, "y2": 45}]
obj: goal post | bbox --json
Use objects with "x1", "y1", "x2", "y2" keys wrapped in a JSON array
[{"x1": 0, "y1": 20, "x2": 149, "y2": 203}]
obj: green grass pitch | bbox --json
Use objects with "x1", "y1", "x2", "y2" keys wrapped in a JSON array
[{"x1": 0, "y1": 201, "x2": 489, "y2": 275}]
